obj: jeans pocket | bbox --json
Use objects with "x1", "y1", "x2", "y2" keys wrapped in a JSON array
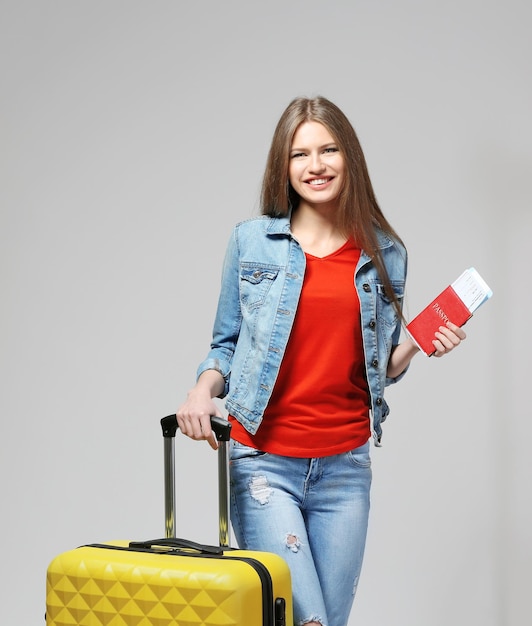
[
  {"x1": 346, "y1": 442, "x2": 372, "y2": 468},
  {"x1": 230, "y1": 440, "x2": 268, "y2": 465}
]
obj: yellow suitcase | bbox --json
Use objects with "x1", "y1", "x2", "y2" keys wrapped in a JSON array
[{"x1": 46, "y1": 416, "x2": 293, "y2": 625}]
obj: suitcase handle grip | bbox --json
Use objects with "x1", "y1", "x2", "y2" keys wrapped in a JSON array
[
  {"x1": 160, "y1": 414, "x2": 232, "y2": 441},
  {"x1": 129, "y1": 537, "x2": 224, "y2": 555}
]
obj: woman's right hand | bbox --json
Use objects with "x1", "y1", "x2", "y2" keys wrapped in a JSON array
[{"x1": 176, "y1": 370, "x2": 225, "y2": 450}]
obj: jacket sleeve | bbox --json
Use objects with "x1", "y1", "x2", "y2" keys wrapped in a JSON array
[
  {"x1": 196, "y1": 227, "x2": 242, "y2": 398},
  {"x1": 384, "y1": 244, "x2": 409, "y2": 387}
]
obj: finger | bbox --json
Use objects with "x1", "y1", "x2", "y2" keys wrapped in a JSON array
[
  {"x1": 198, "y1": 413, "x2": 214, "y2": 440},
  {"x1": 176, "y1": 411, "x2": 220, "y2": 450},
  {"x1": 436, "y1": 326, "x2": 462, "y2": 348},
  {"x1": 207, "y1": 431, "x2": 219, "y2": 450},
  {"x1": 445, "y1": 321, "x2": 467, "y2": 340},
  {"x1": 176, "y1": 410, "x2": 204, "y2": 440},
  {"x1": 432, "y1": 324, "x2": 464, "y2": 357},
  {"x1": 431, "y1": 338, "x2": 446, "y2": 357},
  {"x1": 196, "y1": 413, "x2": 220, "y2": 450},
  {"x1": 175, "y1": 411, "x2": 191, "y2": 435},
  {"x1": 436, "y1": 332, "x2": 457, "y2": 349}
]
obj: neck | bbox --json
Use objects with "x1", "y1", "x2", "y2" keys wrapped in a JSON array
[
  {"x1": 291, "y1": 200, "x2": 343, "y2": 234},
  {"x1": 290, "y1": 204, "x2": 347, "y2": 257}
]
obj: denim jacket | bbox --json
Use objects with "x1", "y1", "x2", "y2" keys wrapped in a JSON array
[{"x1": 197, "y1": 215, "x2": 408, "y2": 445}]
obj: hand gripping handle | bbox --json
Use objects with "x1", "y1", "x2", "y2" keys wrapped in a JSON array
[
  {"x1": 159, "y1": 414, "x2": 232, "y2": 546},
  {"x1": 160, "y1": 414, "x2": 232, "y2": 441}
]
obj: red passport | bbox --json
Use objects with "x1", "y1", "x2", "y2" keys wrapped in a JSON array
[{"x1": 406, "y1": 268, "x2": 492, "y2": 356}]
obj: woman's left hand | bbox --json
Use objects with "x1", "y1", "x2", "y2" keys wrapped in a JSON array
[{"x1": 432, "y1": 321, "x2": 466, "y2": 357}]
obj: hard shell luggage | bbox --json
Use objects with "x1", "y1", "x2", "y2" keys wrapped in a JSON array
[{"x1": 46, "y1": 415, "x2": 293, "y2": 625}]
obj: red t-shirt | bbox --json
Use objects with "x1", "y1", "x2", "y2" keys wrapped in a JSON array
[{"x1": 230, "y1": 239, "x2": 370, "y2": 457}]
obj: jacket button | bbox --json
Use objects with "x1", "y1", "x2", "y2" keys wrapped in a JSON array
[
  {"x1": 376, "y1": 397, "x2": 383, "y2": 406},
  {"x1": 372, "y1": 359, "x2": 378, "y2": 368},
  {"x1": 369, "y1": 320, "x2": 376, "y2": 329},
  {"x1": 363, "y1": 283, "x2": 371, "y2": 292},
  {"x1": 253, "y1": 270, "x2": 261, "y2": 278}
]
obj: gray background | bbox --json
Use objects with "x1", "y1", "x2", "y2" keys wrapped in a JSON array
[{"x1": 1, "y1": 1, "x2": 530, "y2": 624}]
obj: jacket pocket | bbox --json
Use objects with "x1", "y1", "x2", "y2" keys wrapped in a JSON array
[
  {"x1": 375, "y1": 281, "x2": 404, "y2": 329},
  {"x1": 239, "y1": 263, "x2": 280, "y2": 310}
]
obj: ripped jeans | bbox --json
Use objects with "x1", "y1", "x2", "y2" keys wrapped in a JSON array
[{"x1": 229, "y1": 440, "x2": 372, "y2": 626}]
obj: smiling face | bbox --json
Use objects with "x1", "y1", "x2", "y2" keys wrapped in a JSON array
[{"x1": 288, "y1": 121, "x2": 345, "y2": 211}]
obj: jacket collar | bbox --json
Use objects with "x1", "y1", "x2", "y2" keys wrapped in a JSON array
[
  {"x1": 264, "y1": 214, "x2": 292, "y2": 236},
  {"x1": 264, "y1": 213, "x2": 396, "y2": 250}
]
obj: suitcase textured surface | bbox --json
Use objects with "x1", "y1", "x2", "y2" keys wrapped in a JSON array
[{"x1": 46, "y1": 540, "x2": 292, "y2": 625}]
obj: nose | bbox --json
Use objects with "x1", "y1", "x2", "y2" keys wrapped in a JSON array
[{"x1": 309, "y1": 151, "x2": 325, "y2": 173}]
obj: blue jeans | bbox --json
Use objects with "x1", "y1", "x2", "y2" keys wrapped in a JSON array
[{"x1": 229, "y1": 440, "x2": 372, "y2": 626}]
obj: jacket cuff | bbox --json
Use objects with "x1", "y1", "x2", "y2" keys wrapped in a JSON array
[{"x1": 196, "y1": 358, "x2": 230, "y2": 398}]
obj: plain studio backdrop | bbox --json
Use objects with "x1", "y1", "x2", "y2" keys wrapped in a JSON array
[{"x1": 1, "y1": 1, "x2": 530, "y2": 624}]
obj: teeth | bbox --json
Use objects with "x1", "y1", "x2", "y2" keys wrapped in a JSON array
[{"x1": 309, "y1": 178, "x2": 329, "y2": 185}]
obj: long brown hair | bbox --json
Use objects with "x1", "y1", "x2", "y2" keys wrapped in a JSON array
[{"x1": 260, "y1": 96, "x2": 405, "y2": 318}]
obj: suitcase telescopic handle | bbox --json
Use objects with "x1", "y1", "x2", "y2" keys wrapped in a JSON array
[{"x1": 160, "y1": 414, "x2": 232, "y2": 547}]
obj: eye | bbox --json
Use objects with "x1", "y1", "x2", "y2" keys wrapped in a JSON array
[
  {"x1": 323, "y1": 146, "x2": 339, "y2": 154},
  {"x1": 290, "y1": 152, "x2": 306, "y2": 159}
]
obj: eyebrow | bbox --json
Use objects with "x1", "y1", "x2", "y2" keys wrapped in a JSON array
[{"x1": 289, "y1": 142, "x2": 338, "y2": 153}]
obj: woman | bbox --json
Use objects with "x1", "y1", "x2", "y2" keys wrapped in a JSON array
[{"x1": 177, "y1": 96, "x2": 465, "y2": 626}]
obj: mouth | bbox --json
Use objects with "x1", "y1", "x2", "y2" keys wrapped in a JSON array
[{"x1": 306, "y1": 177, "x2": 333, "y2": 186}]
